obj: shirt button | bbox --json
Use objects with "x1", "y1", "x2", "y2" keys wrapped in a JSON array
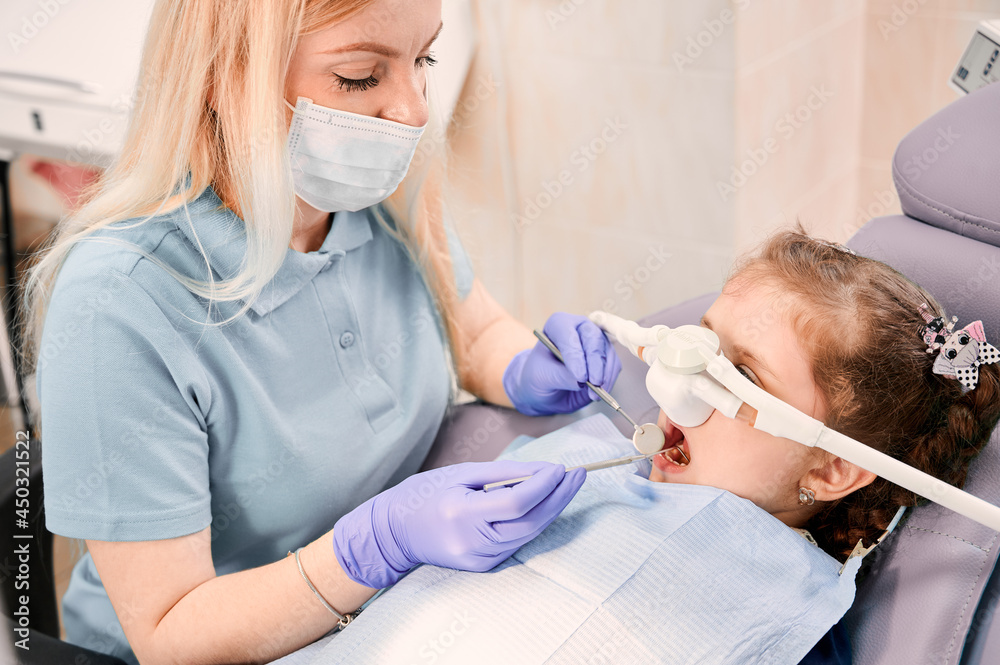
[{"x1": 339, "y1": 331, "x2": 355, "y2": 348}]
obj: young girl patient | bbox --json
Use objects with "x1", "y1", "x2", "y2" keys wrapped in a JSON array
[
  {"x1": 279, "y1": 231, "x2": 1000, "y2": 665},
  {"x1": 650, "y1": 231, "x2": 999, "y2": 563}
]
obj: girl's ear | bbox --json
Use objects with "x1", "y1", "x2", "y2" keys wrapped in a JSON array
[{"x1": 803, "y1": 456, "x2": 877, "y2": 502}]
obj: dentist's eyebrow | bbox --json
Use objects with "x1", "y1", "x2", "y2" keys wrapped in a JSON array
[
  {"x1": 322, "y1": 22, "x2": 444, "y2": 58},
  {"x1": 700, "y1": 315, "x2": 775, "y2": 378}
]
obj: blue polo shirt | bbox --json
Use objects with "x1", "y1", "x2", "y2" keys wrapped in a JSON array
[{"x1": 37, "y1": 185, "x2": 473, "y2": 662}]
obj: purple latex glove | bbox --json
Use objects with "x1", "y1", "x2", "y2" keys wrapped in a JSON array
[
  {"x1": 333, "y1": 460, "x2": 586, "y2": 589},
  {"x1": 503, "y1": 312, "x2": 623, "y2": 416}
]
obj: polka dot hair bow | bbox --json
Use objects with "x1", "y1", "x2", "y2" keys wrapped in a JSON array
[{"x1": 920, "y1": 305, "x2": 1000, "y2": 390}]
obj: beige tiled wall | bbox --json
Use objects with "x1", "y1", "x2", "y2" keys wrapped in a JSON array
[
  {"x1": 734, "y1": 1, "x2": 866, "y2": 248},
  {"x1": 448, "y1": 0, "x2": 999, "y2": 327},
  {"x1": 857, "y1": 1, "x2": 1000, "y2": 224},
  {"x1": 448, "y1": 0, "x2": 738, "y2": 326}
]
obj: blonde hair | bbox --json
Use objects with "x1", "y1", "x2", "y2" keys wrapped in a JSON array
[{"x1": 20, "y1": 0, "x2": 463, "y2": 417}]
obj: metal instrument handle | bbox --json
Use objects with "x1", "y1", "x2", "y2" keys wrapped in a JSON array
[{"x1": 482, "y1": 452, "x2": 658, "y2": 492}]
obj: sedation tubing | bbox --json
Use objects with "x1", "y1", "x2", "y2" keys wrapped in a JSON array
[{"x1": 589, "y1": 310, "x2": 1000, "y2": 532}]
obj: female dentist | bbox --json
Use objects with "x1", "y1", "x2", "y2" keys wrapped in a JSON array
[{"x1": 24, "y1": 1, "x2": 620, "y2": 663}]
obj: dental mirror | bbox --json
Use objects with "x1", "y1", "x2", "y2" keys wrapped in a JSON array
[
  {"x1": 632, "y1": 423, "x2": 665, "y2": 454},
  {"x1": 531, "y1": 329, "x2": 677, "y2": 459}
]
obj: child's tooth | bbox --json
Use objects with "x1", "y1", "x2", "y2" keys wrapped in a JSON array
[{"x1": 664, "y1": 446, "x2": 687, "y2": 466}]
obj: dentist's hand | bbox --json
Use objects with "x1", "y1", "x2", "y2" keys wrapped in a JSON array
[
  {"x1": 503, "y1": 312, "x2": 622, "y2": 416},
  {"x1": 333, "y1": 461, "x2": 586, "y2": 588}
]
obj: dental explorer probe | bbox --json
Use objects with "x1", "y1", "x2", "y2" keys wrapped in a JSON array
[
  {"x1": 482, "y1": 450, "x2": 666, "y2": 492},
  {"x1": 532, "y1": 329, "x2": 641, "y2": 430},
  {"x1": 532, "y1": 330, "x2": 675, "y2": 458}
]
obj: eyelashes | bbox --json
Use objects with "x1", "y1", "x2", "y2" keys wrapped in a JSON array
[
  {"x1": 335, "y1": 74, "x2": 378, "y2": 93},
  {"x1": 334, "y1": 53, "x2": 437, "y2": 93},
  {"x1": 736, "y1": 365, "x2": 760, "y2": 386}
]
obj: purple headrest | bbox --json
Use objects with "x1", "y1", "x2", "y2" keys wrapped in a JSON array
[
  {"x1": 844, "y1": 82, "x2": 1000, "y2": 665},
  {"x1": 892, "y1": 82, "x2": 1000, "y2": 246},
  {"x1": 850, "y1": 82, "x2": 1000, "y2": 341}
]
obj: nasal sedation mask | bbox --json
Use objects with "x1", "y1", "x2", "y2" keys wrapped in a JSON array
[{"x1": 588, "y1": 310, "x2": 1000, "y2": 532}]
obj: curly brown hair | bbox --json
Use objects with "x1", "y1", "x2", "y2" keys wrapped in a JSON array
[{"x1": 731, "y1": 230, "x2": 1000, "y2": 562}]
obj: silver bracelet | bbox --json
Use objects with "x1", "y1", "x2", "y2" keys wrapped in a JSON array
[{"x1": 288, "y1": 547, "x2": 356, "y2": 630}]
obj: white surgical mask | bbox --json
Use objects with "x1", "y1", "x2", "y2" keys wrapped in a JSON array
[{"x1": 284, "y1": 96, "x2": 426, "y2": 213}]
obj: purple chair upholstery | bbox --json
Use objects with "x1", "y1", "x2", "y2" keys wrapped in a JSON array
[
  {"x1": 841, "y1": 81, "x2": 1000, "y2": 665},
  {"x1": 422, "y1": 82, "x2": 1000, "y2": 665}
]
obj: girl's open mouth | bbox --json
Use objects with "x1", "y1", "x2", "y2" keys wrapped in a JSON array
[{"x1": 654, "y1": 420, "x2": 690, "y2": 469}]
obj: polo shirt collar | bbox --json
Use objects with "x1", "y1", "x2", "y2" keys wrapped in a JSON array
[{"x1": 173, "y1": 186, "x2": 374, "y2": 316}]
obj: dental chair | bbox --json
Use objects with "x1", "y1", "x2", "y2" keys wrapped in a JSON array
[{"x1": 422, "y1": 80, "x2": 1000, "y2": 665}]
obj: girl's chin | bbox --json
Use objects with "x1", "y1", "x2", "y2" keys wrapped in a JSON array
[{"x1": 647, "y1": 468, "x2": 669, "y2": 483}]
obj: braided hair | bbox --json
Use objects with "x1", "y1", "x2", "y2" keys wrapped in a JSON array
[{"x1": 731, "y1": 230, "x2": 1000, "y2": 561}]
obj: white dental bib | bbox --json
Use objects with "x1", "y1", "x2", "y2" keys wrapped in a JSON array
[{"x1": 278, "y1": 415, "x2": 860, "y2": 665}]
